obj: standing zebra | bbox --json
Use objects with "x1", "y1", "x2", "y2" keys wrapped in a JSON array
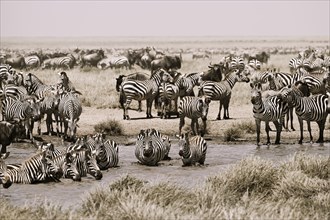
[
  {"x1": 24, "y1": 55, "x2": 41, "y2": 70},
  {"x1": 279, "y1": 81, "x2": 329, "y2": 144},
  {"x1": 120, "y1": 69, "x2": 173, "y2": 119},
  {"x1": 250, "y1": 82, "x2": 288, "y2": 147},
  {"x1": 178, "y1": 96, "x2": 211, "y2": 136},
  {"x1": 135, "y1": 128, "x2": 168, "y2": 166},
  {"x1": 3, "y1": 96, "x2": 42, "y2": 142},
  {"x1": 42, "y1": 54, "x2": 76, "y2": 70},
  {"x1": 158, "y1": 80, "x2": 180, "y2": 119},
  {"x1": 58, "y1": 92, "x2": 82, "y2": 140},
  {"x1": 0, "y1": 158, "x2": 12, "y2": 188},
  {"x1": 178, "y1": 132, "x2": 207, "y2": 166},
  {"x1": 198, "y1": 69, "x2": 250, "y2": 120},
  {"x1": 175, "y1": 72, "x2": 202, "y2": 98}
]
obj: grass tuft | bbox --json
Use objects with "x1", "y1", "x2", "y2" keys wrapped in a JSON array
[{"x1": 94, "y1": 119, "x2": 123, "y2": 135}]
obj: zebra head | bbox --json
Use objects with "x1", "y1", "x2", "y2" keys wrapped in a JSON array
[
  {"x1": 178, "y1": 133, "x2": 189, "y2": 158},
  {"x1": 40, "y1": 150, "x2": 62, "y2": 182},
  {"x1": 0, "y1": 158, "x2": 12, "y2": 188},
  {"x1": 250, "y1": 82, "x2": 262, "y2": 105},
  {"x1": 64, "y1": 151, "x2": 81, "y2": 181},
  {"x1": 198, "y1": 96, "x2": 211, "y2": 120},
  {"x1": 85, "y1": 149, "x2": 103, "y2": 180}
]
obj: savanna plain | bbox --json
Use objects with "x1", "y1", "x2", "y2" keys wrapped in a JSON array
[{"x1": 0, "y1": 36, "x2": 329, "y2": 219}]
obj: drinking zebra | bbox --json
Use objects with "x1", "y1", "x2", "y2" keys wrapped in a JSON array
[
  {"x1": 198, "y1": 69, "x2": 250, "y2": 120},
  {"x1": 120, "y1": 69, "x2": 173, "y2": 120},
  {"x1": 0, "y1": 158, "x2": 12, "y2": 188},
  {"x1": 178, "y1": 96, "x2": 211, "y2": 136},
  {"x1": 135, "y1": 128, "x2": 168, "y2": 166},
  {"x1": 178, "y1": 132, "x2": 207, "y2": 166},
  {"x1": 279, "y1": 80, "x2": 329, "y2": 144},
  {"x1": 250, "y1": 82, "x2": 288, "y2": 147}
]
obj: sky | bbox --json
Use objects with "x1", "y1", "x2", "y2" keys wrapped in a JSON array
[{"x1": 0, "y1": 0, "x2": 329, "y2": 37}]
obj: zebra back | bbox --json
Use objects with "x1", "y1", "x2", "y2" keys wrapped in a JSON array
[
  {"x1": 178, "y1": 96, "x2": 211, "y2": 120},
  {"x1": 178, "y1": 133, "x2": 207, "y2": 166}
]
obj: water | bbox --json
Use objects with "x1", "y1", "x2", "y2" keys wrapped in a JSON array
[{"x1": 1, "y1": 139, "x2": 329, "y2": 210}]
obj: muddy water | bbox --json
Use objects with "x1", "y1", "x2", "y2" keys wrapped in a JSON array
[{"x1": 1, "y1": 138, "x2": 329, "y2": 210}]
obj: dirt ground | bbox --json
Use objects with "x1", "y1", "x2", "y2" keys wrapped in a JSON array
[{"x1": 76, "y1": 101, "x2": 330, "y2": 146}]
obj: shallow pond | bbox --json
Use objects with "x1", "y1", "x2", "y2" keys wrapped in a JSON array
[{"x1": 1, "y1": 138, "x2": 329, "y2": 210}]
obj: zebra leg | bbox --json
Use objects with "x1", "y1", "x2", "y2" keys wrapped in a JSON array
[
  {"x1": 316, "y1": 119, "x2": 326, "y2": 143},
  {"x1": 265, "y1": 121, "x2": 271, "y2": 146},
  {"x1": 179, "y1": 117, "x2": 185, "y2": 135},
  {"x1": 123, "y1": 99, "x2": 131, "y2": 120},
  {"x1": 255, "y1": 119, "x2": 261, "y2": 147},
  {"x1": 138, "y1": 101, "x2": 142, "y2": 112},
  {"x1": 45, "y1": 113, "x2": 53, "y2": 135},
  {"x1": 273, "y1": 120, "x2": 281, "y2": 145},
  {"x1": 146, "y1": 99, "x2": 153, "y2": 118},
  {"x1": 306, "y1": 120, "x2": 313, "y2": 143},
  {"x1": 217, "y1": 100, "x2": 222, "y2": 120},
  {"x1": 298, "y1": 117, "x2": 304, "y2": 144},
  {"x1": 201, "y1": 118, "x2": 207, "y2": 137},
  {"x1": 191, "y1": 118, "x2": 198, "y2": 135},
  {"x1": 290, "y1": 108, "x2": 295, "y2": 131},
  {"x1": 223, "y1": 98, "x2": 230, "y2": 119}
]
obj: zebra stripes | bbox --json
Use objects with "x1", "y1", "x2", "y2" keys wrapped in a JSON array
[
  {"x1": 135, "y1": 128, "x2": 168, "y2": 166},
  {"x1": 5, "y1": 149, "x2": 61, "y2": 184},
  {"x1": 158, "y1": 81, "x2": 180, "y2": 119},
  {"x1": 178, "y1": 96, "x2": 211, "y2": 136},
  {"x1": 42, "y1": 54, "x2": 76, "y2": 70},
  {"x1": 0, "y1": 158, "x2": 12, "y2": 188},
  {"x1": 175, "y1": 72, "x2": 202, "y2": 97},
  {"x1": 198, "y1": 69, "x2": 250, "y2": 120},
  {"x1": 178, "y1": 133, "x2": 207, "y2": 166},
  {"x1": 73, "y1": 149, "x2": 103, "y2": 180},
  {"x1": 58, "y1": 92, "x2": 82, "y2": 140},
  {"x1": 24, "y1": 55, "x2": 41, "y2": 70},
  {"x1": 280, "y1": 81, "x2": 329, "y2": 144},
  {"x1": 120, "y1": 69, "x2": 173, "y2": 119},
  {"x1": 250, "y1": 82, "x2": 288, "y2": 146}
]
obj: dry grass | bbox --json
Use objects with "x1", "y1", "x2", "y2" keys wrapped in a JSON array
[{"x1": 1, "y1": 154, "x2": 329, "y2": 219}]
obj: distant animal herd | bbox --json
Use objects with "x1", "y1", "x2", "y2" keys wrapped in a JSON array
[{"x1": 0, "y1": 45, "x2": 329, "y2": 189}]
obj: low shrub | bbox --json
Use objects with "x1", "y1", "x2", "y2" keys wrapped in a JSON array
[{"x1": 94, "y1": 119, "x2": 123, "y2": 135}]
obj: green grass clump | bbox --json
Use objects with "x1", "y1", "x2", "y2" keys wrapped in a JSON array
[{"x1": 94, "y1": 119, "x2": 123, "y2": 135}]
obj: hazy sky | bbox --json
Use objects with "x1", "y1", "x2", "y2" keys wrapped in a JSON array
[{"x1": 1, "y1": 1, "x2": 329, "y2": 37}]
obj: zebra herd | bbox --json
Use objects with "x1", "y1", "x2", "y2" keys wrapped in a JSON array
[{"x1": 1, "y1": 47, "x2": 330, "y2": 189}]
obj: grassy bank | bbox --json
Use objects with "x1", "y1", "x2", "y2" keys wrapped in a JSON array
[{"x1": 1, "y1": 153, "x2": 329, "y2": 219}]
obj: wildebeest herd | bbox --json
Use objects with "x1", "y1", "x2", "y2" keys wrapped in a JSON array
[{"x1": 0, "y1": 45, "x2": 329, "y2": 189}]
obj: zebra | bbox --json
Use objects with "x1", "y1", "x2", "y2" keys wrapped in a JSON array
[
  {"x1": 5, "y1": 149, "x2": 61, "y2": 184},
  {"x1": 158, "y1": 81, "x2": 180, "y2": 119},
  {"x1": 178, "y1": 132, "x2": 207, "y2": 166},
  {"x1": 0, "y1": 158, "x2": 12, "y2": 188},
  {"x1": 24, "y1": 55, "x2": 41, "y2": 70},
  {"x1": 198, "y1": 69, "x2": 250, "y2": 120},
  {"x1": 289, "y1": 57, "x2": 303, "y2": 73},
  {"x1": 175, "y1": 72, "x2": 202, "y2": 98},
  {"x1": 79, "y1": 134, "x2": 119, "y2": 170},
  {"x1": 51, "y1": 150, "x2": 81, "y2": 181},
  {"x1": 3, "y1": 96, "x2": 42, "y2": 142},
  {"x1": 178, "y1": 96, "x2": 211, "y2": 136},
  {"x1": 73, "y1": 149, "x2": 103, "y2": 180},
  {"x1": 229, "y1": 56, "x2": 245, "y2": 73},
  {"x1": 42, "y1": 54, "x2": 76, "y2": 70},
  {"x1": 120, "y1": 69, "x2": 173, "y2": 120},
  {"x1": 24, "y1": 72, "x2": 55, "y2": 98},
  {"x1": 109, "y1": 56, "x2": 130, "y2": 69},
  {"x1": 250, "y1": 82, "x2": 288, "y2": 147},
  {"x1": 58, "y1": 92, "x2": 82, "y2": 140},
  {"x1": 279, "y1": 80, "x2": 329, "y2": 144},
  {"x1": 135, "y1": 128, "x2": 168, "y2": 166}
]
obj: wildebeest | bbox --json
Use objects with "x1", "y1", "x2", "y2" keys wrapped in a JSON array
[
  {"x1": 248, "y1": 51, "x2": 270, "y2": 64},
  {"x1": 4, "y1": 55, "x2": 26, "y2": 69},
  {"x1": 150, "y1": 55, "x2": 182, "y2": 74},
  {"x1": 192, "y1": 52, "x2": 210, "y2": 59},
  {"x1": 200, "y1": 63, "x2": 223, "y2": 82},
  {"x1": 0, "y1": 121, "x2": 18, "y2": 159},
  {"x1": 81, "y1": 49, "x2": 105, "y2": 67}
]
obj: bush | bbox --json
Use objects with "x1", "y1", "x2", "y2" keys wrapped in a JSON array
[
  {"x1": 224, "y1": 127, "x2": 242, "y2": 141},
  {"x1": 94, "y1": 119, "x2": 123, "y2": 135}
]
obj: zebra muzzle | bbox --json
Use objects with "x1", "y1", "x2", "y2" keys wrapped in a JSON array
[{"x1": 179, "y1": 150, "x2": 183, "y2": 156}]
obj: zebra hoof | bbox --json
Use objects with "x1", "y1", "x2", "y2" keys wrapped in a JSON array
[{"x1": 0, "y1": 152, "x2": 10, "y2": 159}]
